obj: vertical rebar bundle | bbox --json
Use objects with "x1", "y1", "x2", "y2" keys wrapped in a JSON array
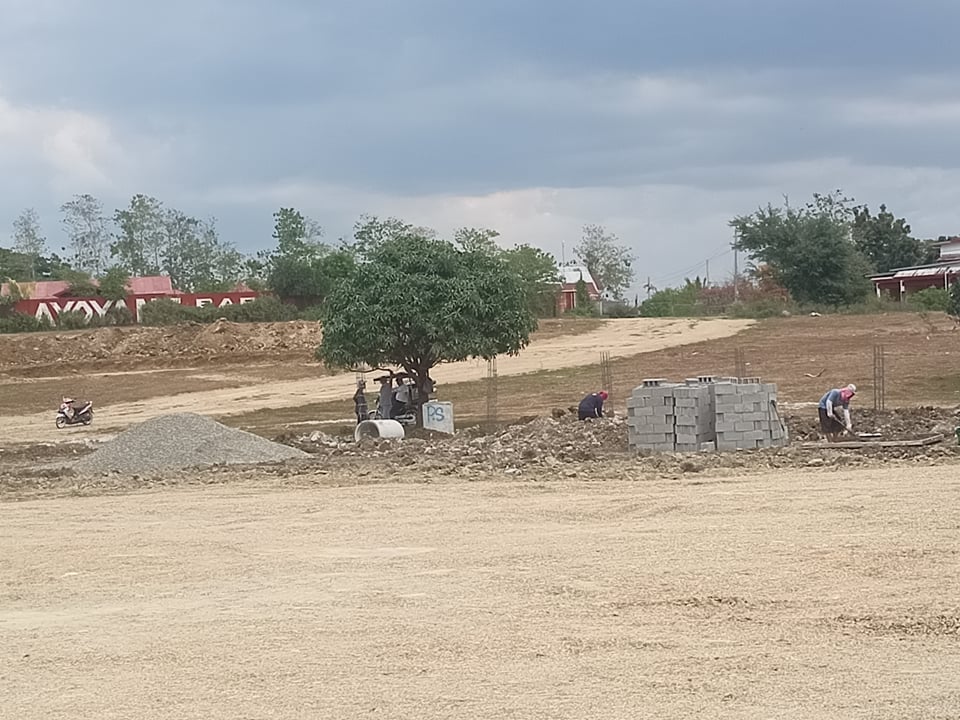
[
  {"x1": 873, "y1": 344, "x2": 886, "y2": 411},
  {"x1": 734, "y1": 347, "x2": 747, "y2": 379},
  {"x1": 600, "y1": 351, "x2": 613, "y2": 400}
]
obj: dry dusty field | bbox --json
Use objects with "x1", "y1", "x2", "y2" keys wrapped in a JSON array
[
  {"x1": 2, "y1": 464, "x2": 959, "y2": 719},
  {"x1": 0, "y1": 317, "x2": 751, "y2": 445}
]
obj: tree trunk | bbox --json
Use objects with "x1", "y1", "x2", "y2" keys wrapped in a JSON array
[{"x1": 410, "y1": 363, "x2": 434, "y2": 428}]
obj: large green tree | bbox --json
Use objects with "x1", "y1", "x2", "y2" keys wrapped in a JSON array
[
  {"x1": 162, "y1": 212, "x2": 243, "y2": 292},
  {"x1": 502, "y1": 244, "x2": 561, "y2": 316},
  {"x1": 112, "y1": 194, "x2": 166, "y2": 275},
  {"x1": 271, "y1": 207, "x2": 324, "y2": 263},
  {"x1": 452, "y1": 227, "x2": 561, "y2": 316},
  {"x1": 731, "y1": 191, "x2": 871, "y2": 306},
  {"x1": 575, "y1": 224, "x2": 635, "y2": 300},
  {"x1": 852, "y1": 203, "x2": 924, "y2": 273},
  {"x1": 61, "y1": 194, "x2": 110, "y2": 276},
  {"x1": 317, "y1": 229, "x2": 538, "y2": 423}
]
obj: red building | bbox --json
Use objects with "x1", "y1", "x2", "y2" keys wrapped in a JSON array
[
  {"x1": 870, "y1": 236, "x2": 960, "y2": 299},
  {"x1": 2, "y1": 275, "x2": 260, "y2": 325},
  {"x1": 557, "y1": 265, "x2": 601, "y2": 314},
  {"x1": 1, "y1": 275, "x2": 181, "y2": 300}
]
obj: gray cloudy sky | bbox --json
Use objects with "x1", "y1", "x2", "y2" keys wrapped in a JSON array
[{"x1": 2, "y1": 0, "x2": 960, "y2": 292}]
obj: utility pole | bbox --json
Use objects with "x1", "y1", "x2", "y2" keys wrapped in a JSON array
[
  {"x1": 705, "y1": 258, "x2": 710, "y2": 286},
  {"x1": 561, "y1": 241, "x2": 565, "y2": 266}
]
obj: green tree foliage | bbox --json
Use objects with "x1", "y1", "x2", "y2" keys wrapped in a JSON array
[
  {"x1": 948, "y1": 281, "x2": 960, "y2": 321},
  {"x1": 264, "y1": 208, "x2": 353, "y2": 305},
  {"x1": 852, "y1": 204, "x2": 925, "y2": 273},
  {"x1": 112, "y1": 194, "x2": 166, "y2": 275},
  {"x1": 162, "y1": 212, "x2": 242, "y2": 292},
  {"x1": 731, "y1": 191, "x2": 871, "y2": 307},
  {"x1": 502, "y1": 244, "x2": 561, "y2": 317},
  {"x1": 271, "y1": 207, "x2": 324, "y2": 263},
  {"x1": 575, "y1": 224, "x2": 636, "y2": 300},
  {"x1": 640, "y1": 278, "x2": 703, "y2": 317},
  {"x1": 452, "y1": 227, "x2": 561, "y2": 317},
  {"x1": 60, "y1": 194, "x2": 110, "y2": 276},
  {"x1": 317, "y1": 229, "x2": 538, "y2": 422},
  {"x1": 11, "y1": 208, "x2": 46, "y2": 280},
  {"x1": 98, "y1": 266, "x2": 130, "y2": 301}
]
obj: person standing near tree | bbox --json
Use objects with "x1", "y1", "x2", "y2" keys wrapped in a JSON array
[{"x1": 353, "y1": 379, "x2": 369, "y2": 424}]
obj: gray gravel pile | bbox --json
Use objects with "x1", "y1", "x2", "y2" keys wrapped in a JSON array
[{"x1": 74, "y1": 413, "x2": 308, "y2": 474}]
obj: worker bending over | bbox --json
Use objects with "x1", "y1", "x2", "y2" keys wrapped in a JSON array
[{"x1": 818, "y1": 383, "x2": 856, "y2": 442}]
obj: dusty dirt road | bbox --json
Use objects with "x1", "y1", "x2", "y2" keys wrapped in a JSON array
[
  {"x1": 0, "y1": 317, "x2": 751, "y2": 444},
  {"x1": 2, "y1": 464, "x2": 958, "y2": 719}
]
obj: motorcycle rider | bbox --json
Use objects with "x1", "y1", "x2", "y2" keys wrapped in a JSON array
[{"x1": 61, "y1": 396, "x2": 76, "y2": 419}]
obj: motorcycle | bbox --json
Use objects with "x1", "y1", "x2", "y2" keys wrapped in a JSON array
[{"x1": 56, "y1": 398, "x2": 94, "y2": 428}]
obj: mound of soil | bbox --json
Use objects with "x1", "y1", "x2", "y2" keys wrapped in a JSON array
[{"x1": 0, "y1": 320, "x2": 324, "y2": 371}]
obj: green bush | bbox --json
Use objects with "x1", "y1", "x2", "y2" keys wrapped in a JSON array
[
  {"x1": 139, "y1": 298, "x2": 198, "y2": 326},
  {"x1": 140, "y1": 295, "x2": 297, "y2": 326},
  {"x1": 908, "y1": 287, "x2": 949, "y2": 311},
  {"x1": 56, "y1": 310, "x2": 91, "y2": 330},
  {"x1": 602, "y1": 301, "x2": 639, "y2": 318},
  {"x1": 102, "y1": 305, "x2": 134, "y2": 326},
  {"x1": 217, "y1": 296, "x2": 298, "y2": 323},
  {"x1": 298, "y1": 305, "x2": 325, "y2": 321},
  {"x1": 0, "y1": 312, "x2": 53, "y2": 334}
]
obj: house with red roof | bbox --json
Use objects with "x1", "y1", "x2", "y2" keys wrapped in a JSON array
[{"x1": 557, "y1": 265, "x2": 601, "y2": 314}]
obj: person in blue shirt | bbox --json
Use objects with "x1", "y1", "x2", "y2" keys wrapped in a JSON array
[
  {"x1": 818, "y1": 384, "x2": 856, "y2": 441},
  {"x1": 578, "y1": 390, "x2": 608, "y2": 421}
]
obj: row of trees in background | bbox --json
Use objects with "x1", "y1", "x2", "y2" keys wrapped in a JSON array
[
  {"x1": 4, "y1": 194, "x2": 245, "y2": 293},
  {"x1": 1, "y1": 196, "x2": 639, "y2": 332},
  {"x1": 642, "y1": 190, "x2": 950, "y2": 317}
]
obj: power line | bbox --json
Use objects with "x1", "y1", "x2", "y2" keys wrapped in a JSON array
[{"x1": 652, "y1": 247, "x2": 732, "y2": 288}]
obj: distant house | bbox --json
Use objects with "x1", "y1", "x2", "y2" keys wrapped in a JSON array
[
  {"x1": 869, "y1": 236, "x2": 960, "y2": 299},
  {"x1": 1, "y1": 275, "x2": 180, "y2": 300},
  {"x1": 557, "y1": 265, "x2": 601, "y2": 314}
]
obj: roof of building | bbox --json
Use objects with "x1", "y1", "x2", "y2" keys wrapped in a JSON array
[
  {"x1": 1, "y1": 275, "x2": 178, "y2": 299},
  {"x1": 870, "y1": 263, "x2": 960, "y2": 281},
  {"x1": 559, "y1": 265, "x2": 599, "y2": 288}
]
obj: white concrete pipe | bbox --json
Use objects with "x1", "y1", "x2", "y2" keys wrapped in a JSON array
[{"x1": 354, "y1": 419, "x2": 405, "y2": 442}]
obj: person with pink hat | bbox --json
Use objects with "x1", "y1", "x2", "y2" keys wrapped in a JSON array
[
  {"x1": 818, "y1": 383, "x2": 857, "y2": 442},
  {"x1": 578, "y1": 390, "x2": 609, "y2": 421}
]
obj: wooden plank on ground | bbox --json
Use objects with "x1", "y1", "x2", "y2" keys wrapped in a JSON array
[{"x1": 799, "y1": 434, "x2": 945, "y2": 450}]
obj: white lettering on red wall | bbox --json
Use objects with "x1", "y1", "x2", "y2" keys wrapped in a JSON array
[{"x1": 14, "y1": 292, "x2": 262, "y2": 324}]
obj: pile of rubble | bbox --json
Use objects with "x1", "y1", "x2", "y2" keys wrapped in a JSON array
[
  {"x1": 281, "y1": 409, "x2": 960, "y2": 476},
  {"x1": 283, "y1": 415, "x2": 630, "y2": 471},
  {"x1": 787, "y1": 406, "x2": 960, "y2": 442},
  {"x1": 0, "y1": 320, "x2": 324, "y2": 369}
]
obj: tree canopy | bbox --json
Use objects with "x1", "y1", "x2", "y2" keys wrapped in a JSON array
[
  {"x1": 317, "y1": 228, "x2": 538, "y2": 420},
  {"x1": 575, "y1": 224, "x2": 636, "y2": 300},
  {"x1": 852, "y1": 203, "x2": 926, "y2": 273},
  {"x1": 731, "y1": 191, "x2": 871, "y2": 306}
]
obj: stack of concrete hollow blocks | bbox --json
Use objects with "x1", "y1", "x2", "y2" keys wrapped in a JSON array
[{"x1": 626, "y1": 376, "x2": 789, "y2": 452}]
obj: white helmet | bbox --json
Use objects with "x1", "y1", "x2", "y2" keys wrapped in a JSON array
[{"x1": 846, "y1": 384, "x2": 857, "y2": 393}]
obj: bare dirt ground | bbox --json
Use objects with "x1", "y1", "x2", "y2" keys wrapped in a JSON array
[
  {"x1": 0, "y1": 317, "x2": 751, "y2": 445},
  {"x1": 2, "y1": 464, "x2": 958, "y2": 719}
]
